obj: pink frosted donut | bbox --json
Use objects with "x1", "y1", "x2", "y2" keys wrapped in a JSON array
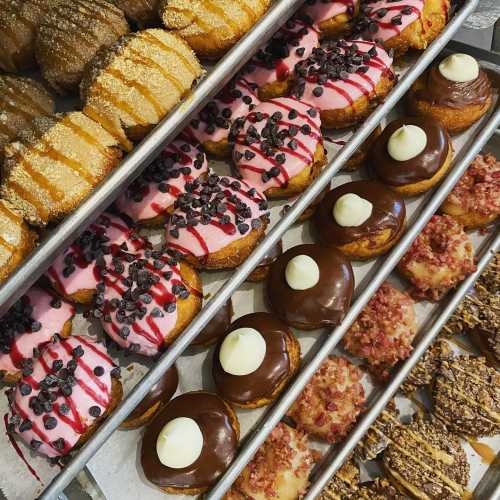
[
  {"x1": 6, "y1": 335, "x2": 120, "y2": 458},
  {"x1": 301, "y1": 0, "x2": 359, "y2": 37},
  {"x1": 232, "y1": 97, "x2": 325, "y2": 197},
  {"x1": 0, "y1": 287, "x2": 75, "y2": 383},
  {"x1": 165, "y1": 174, "x2": 269, "y2": 269},
  {"x1": 47, "y1": 213, "x2": 147, "y2": 304},
  {"x1": 115, "y1": 138, "x2": 208, "y2": 225},
  {"x1": 241, "y1": 18, "x2": 320, "y2": 100}
]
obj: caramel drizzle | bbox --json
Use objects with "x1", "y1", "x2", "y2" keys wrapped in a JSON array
[
  {"x1": 0, "y1": 81, "x2": 50, "y2": 116},
  {"x1": 83, "y1": 104, "x2": 130, "y2": 150},
  {"x1": 38, "y1": 23, "x2": 89, "y2": 63},
  {"x1": 203, "y1": 0, "x2": 241, "y2": 35},
  {"x1": 466, "y1": 439, "x2": 497, "y2": 465},
  {"x1": 5, "y1": 180, "x2": 49, "y2": 220},
  {"x1": 72, "y1": 0, "x2": 125, "y2": 36},
  {"x1": 238, "y1": 0, "x2": 262, "y2": 23},
  {"x1": 17, "y1": 154, "x2": 64, "y2": 201},
  {"x1": 0, "y1": 204, "x2": 19, "y2": 251}
]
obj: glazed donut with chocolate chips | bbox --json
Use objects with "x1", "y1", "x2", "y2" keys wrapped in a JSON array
[
  {"x1": 191, "y1": 298, "x2": 233, "y2": 347},
  {"x1": 232, "y1": 97, "x2": 326, "y2": 199},
  {"x1": 246, "y1": 240, "x2": 283, "y2": 282},
  {"x1": 115, "y1": 138, "x2": 208, "y2": 226},
  {"x1": 301, "y1": 0, "x2": 360, "y2": 38}
]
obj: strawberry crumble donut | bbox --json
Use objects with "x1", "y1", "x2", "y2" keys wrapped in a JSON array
[
  {"x1": 301, "y1": 0, "x2": 360, "y2": 38},
  {"x1": 0, "y1": 287, "x2": 74, "y2": 383},
  {"x1": 6, "y1": 335, "x2": 122, "y2": 458},
  {"x1": 398, "y1": 215, "x2": 476, "y2": 301},
  {"x1": 343, "y1": 282, "x2": 417, "y2": 380},
  {"x1": 165, "y1": 174, "x2": 269, "y2": 270},
  {"x1": 115, "y1": 138, "x2": 208, "y2": 226},
  {"x1": 287, "y1": 356, "x2": 365, "y2": 443},
  {"x1": 232, "y1": 97, "x2": 326, "y2": 198},
  {"x1": 441, "y1": 153, "x2": 500, "y2": 229},
  {"x1": 234, "y1": 422, "x2": 314, "y2": 500}
]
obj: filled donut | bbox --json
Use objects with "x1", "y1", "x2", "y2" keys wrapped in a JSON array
[
  {"x1": 191, "y1": 298, "x2": 233, "y2": 347},
  {"x1": 246, "y1": 240, "x2": 283, "y2": 282},
  {"x1": 301, "y1": 0, "x2": 360, "y2": 38}
]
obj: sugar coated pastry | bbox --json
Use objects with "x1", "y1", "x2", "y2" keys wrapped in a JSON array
[
  {"x1": 165, "y1": 174, "x2": 269, "y2": 270},
  {"x1": 80, "y1": 28, "x2": 202, "y2": 150},
  {"x1": 159, "y1": 0, "x2": 272, "y2": 59},
  {"x1": 408, "y1": 53, "x2": 493, "y2": 134},
  {"x1": 112, "y1": 0, "x2": 160, "y2": 27},
  {"x1": 115, "y1": 138, "x2": 208, "y2": 225},
  {"x1": 1, "y1": 112, "x2": 122, "y2": 226},
  {"x1": 344, "y1": 282, "x2": 416, "y2": 380},
  {"x1": 141, "y1": 391, "x2": 239, "y2": 495},
  {"x1": 398, "y1": 214, "x2": 475, "y2": 301},
  {"x1": 318, "y1": 459, "x2": 360, "y2": 499},
  {"x1": 370, "y1": 116, "x2": 452, "y2": 196},
  {"x1": 301, "y1": 0, "x2": 360, "y2": 38},
  {"x1": 292, "y1": 39, "x2": 395, "y2": 128},
  {"x1": 6, "y1": 335, "x2": 122, "y2": 458},
  {"x1": 191, "y1": 298, "x2": 233, "y2": 346},
  {"x1": 241, "y1": 18, "x2": 320, "y2": 100},
  {"x1": 441, "y1": 153, "x2": 500, "y2": 229},
  {"x1": 247, "y1": 240, "x2": 283, "y2": 282},
  {"x1": 213, "y1": 312, "x2": 300, "y2": 408},
  {"x1": 47, "y1": 213, "x2": 147, "y2": 304},
  {"x1": 232, "y1": 97, "x2": 326, "y2": 198},
  {"x1": 0, "y1": 287, "x2": 74, "y2": 383},
  {"x1": 184, "y1": 79, "x2": 260, "y2": 158}
]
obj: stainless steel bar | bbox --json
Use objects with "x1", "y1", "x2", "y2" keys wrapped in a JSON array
[{"x1": 305, "y1": 229, "x2": 500, "y2": 500}]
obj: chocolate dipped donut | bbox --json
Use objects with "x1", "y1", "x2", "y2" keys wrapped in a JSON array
[
  {"x1": 247, "y1": 240, "x2": 283, "y2": 282},
  {"x1": 301, "y1": 0, "x2": 359, "y2": 38},
  {"x1": 141, "y1": 391, "x2": 239, "y2": 495},
  {"x1": 191, "y1": 298, "x2": 233, "y2": 347},
  {"x1": 212, "y1": 312, "x2": 300, "y2": 408},
  {"x1": 267, "y1": 243, "x2": 354, "y2": 330},
  {"x1": 314, "y1": 180, "x2": 406, "y2": 259}
]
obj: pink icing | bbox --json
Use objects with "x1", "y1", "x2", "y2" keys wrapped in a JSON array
[
  {"x1": 0, "y1": 288, "x2": 74, "y2": 375},
  {"x1": 115, "y1": 138, "x2": 208, "y2": 222},
  {"x1": 233, "y1": 97, "x2": 323, "y2": 192},
  {"x1": 8, "y1": 335, "x2": 116, "y2": 458},
  {"x1": 302, "y1": 0, "x2": 358, "y2": 23}
]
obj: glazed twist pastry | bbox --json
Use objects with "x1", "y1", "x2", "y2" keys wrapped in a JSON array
[{"x1": 112, "y1": 0, "x2": 160, "y2": 27}]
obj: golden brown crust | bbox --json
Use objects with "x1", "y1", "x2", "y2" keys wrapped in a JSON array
[
  {"x1": 318, "y1": 458, "x2": 360, "y2": 499},
  {"x1": 50, "y1": 279, "x2": 96, "y2": 305},
  {"x1": 112, "y1": 0, "x2": 161, "y2": 27},
  {"x1": 440, "y1": 204, "x2": 497, "y2": 230},
  {"x1": 120, "y1": 400, "x2": 161, "y2": 430},
  {"x1": 202, "y1": 137, "x2": 231, "y2": 159},
  {"x1": 342, "y1": 125, "x2": 382, "y2": 172},
  {"x1": 257, "y1": 75, "x2": 293, "y2": 101}
]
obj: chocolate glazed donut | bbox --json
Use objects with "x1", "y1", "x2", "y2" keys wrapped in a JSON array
[
  {"x1": 267, "y1": 244, "x2": 354, "y2": 330},
  {"x1": 191, "y1": 299, "x2": 233, "y2": 346},
  {"x1": 370, "y1": 116, "x2": 450, "y2": 187}
]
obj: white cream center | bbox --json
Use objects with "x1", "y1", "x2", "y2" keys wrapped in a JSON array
[
  {"x1": 387, "y1": 124, "x2": 428, "y2": 162},
  {"x1": 285, "y1": 254, "x2": 320, "y2": 290},
  {"x1": 333, "y1": 193, "x2": 373, "y2": 227},
  {"x1": 219, "y1": 327, "x2": 266, "y2": 376},
  {"x1": 439, "y1": 53, "x2": 479, "y2": 83}
]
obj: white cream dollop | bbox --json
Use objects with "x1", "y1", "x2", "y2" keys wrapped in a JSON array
[
  {"x1": 438, "y1": 53, "x2": 479, "y2": 83},
  {"x1": 156, "y1": 417, "x2": 203, "y2": 468},
  {"x1": 285, "y1": 254, "x2": 320, "y2": 290},
  {"x1": 219, "y1": 327, "x2": 267, "y2": 376},
  {"x1": 333, "y1": 193, "x2": 373, "y2": 227},
  {"x1": 387, "y1": 125, "x2": 428, "y2": 162}
]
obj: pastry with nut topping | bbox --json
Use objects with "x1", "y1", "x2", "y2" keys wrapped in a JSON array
[{"x1": 319, "y1": 458, "x2": 360, "y2": 499}]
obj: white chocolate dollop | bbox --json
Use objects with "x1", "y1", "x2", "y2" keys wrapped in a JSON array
[
  {"x1": 333, "y1": 193, "x2": 373, "y2": 227},
  {"x1": 219, "y1": 327, "x2": 267, "y2": 376},
  {"x1": 387, "y1": 125, "x2": 428, "y2": 161},
  {"x1": 439, "y1": 53, "x2": 479, "y2": 83},
  {"x1": 156, "y1": 417, "x2": 203, "y2": 468},
  {"x1": 285, "y1": 254, "x2": 320, "y2": 290}
]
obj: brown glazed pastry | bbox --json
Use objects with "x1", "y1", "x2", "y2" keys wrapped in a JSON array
[
  {"x1": 246, "y1": 240, "x2": 283, "y2": 282},
  {"x1": 36, "y1": 0, "x2": 130, "y2": 94},
  {"x1": 112, "y1": 0, "x2": 160, "y2": 27},
  {"x1": 370, "y1": 116, "x2": 453, "y2": 197},
  {"x1": 141, "y1": 391, "x2": 239, "y2": 495},
  {"x1": 314, "y1": 180, "x2": 406, "y2": 260},
  {"x1": 213, "y1": 312, "x2": 301, "y2": 408},
  {"x1": 319, "y1": 458, "x2": 360, "y2": 500},
  {"x1": 267, "y1": 243, "x2": 354, "y2": 330},
  {"x1": 122, "y1": 365, "x2": 179, "y2": 429},
  {"x1": 355, "y1": 478, "x2": 405, "y2": 500},
  {"x1": 191, "y1": 298, "x2": 233, "y2": 347},
  {"x1": 1, "y1": 112, "x2": 122, "y2": 226},
  {"x1": 159, "y1": 0, "x2": 272, "y2": 59},
  {"x1": 80, "y1": 28, "x2": 202, "y2": 151}
]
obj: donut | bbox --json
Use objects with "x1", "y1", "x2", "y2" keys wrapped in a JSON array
[
  {"x1": 267, "y1": 243, "x2": 354, "y2": 330},
  {"x1": 47, "y1": 213, "x2": 147, "y2": 304},
  {"x1": 247, "y1": 239, "x2": 283, "y2": 282},
  {"x1": 280, "y1": 184, "x2": 331, "y2": 223},
  {"x1": 191, "y1": 298, "x2": 233, "y2": 347},
  {"x1": 291, "y1": 39, "x2": 395, "y2": 129},
  {"x1": 122, "y1": 364, "x2": 179, "y2": 429},
  {"x1": 112, "y1": 0, "x2": 160, "y2": 27},
  {"x1": 355, "y1": 478, "x2": 405, "y2": 499},
  {"x1": 141, "y1": 391, "x2": 239, "y2": 495},
  {"x1": 0, "y1": 112, "x2": 122, "y2": 226},
  {"x1": 288, "y1": 356, "x2": 365, "y2": 443},
  {"x1": 115, "y1": 138, "x2": 208, "y2": 226},
  {"x1": 184, "y1": 79, "x2": 260, "y2": 158},
  {"x1": 314, "y1": 180, "x2": 406, "y2": 259},
  {"x1": 240, "y1": 18, "x2": 320, "y2": 100},
  {"x1": 231, "y1": 97, "x2": 327, "y2": 199},
  {"x1": 5, "y1": 335, "x2": 122, "y2": 458},
  {"x1": 441, "y1": 153, "x2": 500, "y2": 229},
  {"x1": 301, "y1": 0, "x2": 360, "y2": 38},
  {"x1": 212, "y1": 312, "x2": 300, "y2": 408},
  {"x1": 343, "y1": 283, "x2": 416, "y2": 380},
  {"x1": 234, "y1": 422, "x2": 314, "y2": 500},
  {"x1": 165, "y1": 174, "x2": 269, "y2": 270},
  {"x1": 398, "y1": 215, "x2": 475, "y2": 301},
  {"x1": 0, "y1": 287, "x2": 74, "y2": 383},
  {"x1": 93, "y1": 248, "x2": 202, "y2": 356},
  {"x1": 370, "y1": 116, "x2": 453, "y2": 196},
  {"x1": 319, "y1": 459, "x2": 360, "y2": 499},
  {"x1": 80, "y1": 28, "x2": 202, "y2": 151},
  {"x1": 158, "y1": 0, "x2": 272, "y2": 59}
]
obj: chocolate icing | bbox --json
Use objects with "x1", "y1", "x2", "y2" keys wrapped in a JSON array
[
  {"x1": 141, "y1": 392, "x2": 238, "y2": 490},
  {"x1": 213, "y1": 312, "x2": 292, "y2": 404},
  {"x1": 256, "y1": 240, "x2": 283, "y2": 268},
  {"x1": 314, "y1": 180, "x2": 405, "y2": 246},
  {"x1": 370, "y1": 116, "x2": 450, "y2": 186},
  {"x1": 267, "y1": 244, "x2": 354, "y2": 329},
  {"x1": 192, "y1": 299, "x2": 233, "y2": 346}
]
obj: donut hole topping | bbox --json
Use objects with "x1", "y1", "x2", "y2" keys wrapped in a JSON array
[
  {"x1": 387, "y1": 124, "x2": 427, "y2": 162},
  {"x1": 333, "y1": 193, "x2": 373, "y2": 227},
  {"x1": 285, "y1": 255, "x2": 320, "y2": 290}
]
